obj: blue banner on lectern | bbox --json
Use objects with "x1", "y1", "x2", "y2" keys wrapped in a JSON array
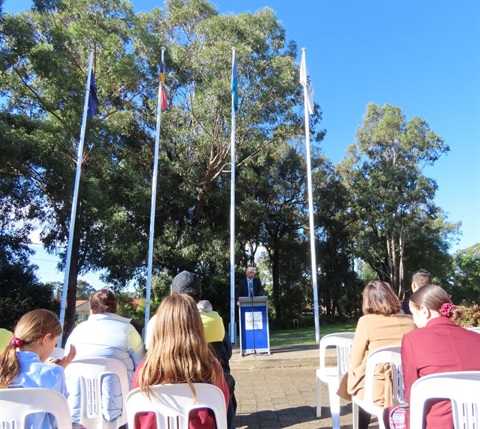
[{"x1": 239, "y1": 296, "x2": 270, "y2": 355}]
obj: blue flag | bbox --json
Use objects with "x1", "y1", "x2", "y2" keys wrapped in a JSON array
[
  {"x1": 87, "y1": 70, "x2": 98, "y2": 119},
  {"x1": 231, "y1": 57, "x2": 238, "y2": 112}
]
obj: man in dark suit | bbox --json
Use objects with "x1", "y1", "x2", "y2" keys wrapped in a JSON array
[{"x1": 237, "y1": 266, "x2": 265, "y2": 301}]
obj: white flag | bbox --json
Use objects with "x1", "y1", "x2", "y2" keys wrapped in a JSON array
[{"x1": 300, "y1": 50, "x2": 314, "y2": 115}]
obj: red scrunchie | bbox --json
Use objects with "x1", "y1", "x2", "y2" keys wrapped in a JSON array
[
  {"x1": 9, "y1": 337, "x2": 24, "y2": 347},
  {"x1": 439, "y1": 302, "x2": 456, "y2": 318}
]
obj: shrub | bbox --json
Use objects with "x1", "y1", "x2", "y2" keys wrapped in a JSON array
[{"x1": 455, "y1": 304, "x2": 480, "y2": 327}]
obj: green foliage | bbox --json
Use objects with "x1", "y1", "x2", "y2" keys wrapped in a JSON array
[
  {"x1": 313, "y1": 163, "x2": 360, "y2": 317},
  {"x1": 455, "y1": 305, "x2": 480, "y2": 328},
  {"x1": 0, "y1": 2, "x2": 469, "y2": 332},
  {"x1": 448, "y1": 244, "x2": 480, "y2": 305},
  {"x1": 339, "y1": 103, "x2": 454, "y2": 297},
  {"x1": 0, "y1": 260, "x2": 59, "y2": 331},
  {"x1": 116, "y1": 291, "x2": 144, "y2": 335},
  {"x1": 75, "y1": 280, "x2": 96, "y2": 300}
]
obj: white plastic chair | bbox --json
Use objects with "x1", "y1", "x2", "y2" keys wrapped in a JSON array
[
  {"x1": 410, "y1": 371, "x2": 480, "y2": 429},
  {"x1": 65, "y1": 357, "x2": 130, "y2": 429},
  {"x1": 466, "y1": 326, "x2": 480, "y2": 333},
  {"x1": 352, "y1": 345, "x2": 405, "y2": 429},
  {"x1": 126, "y1": 383, "x2": 228, "y2": 429},
  {"x1": 0, "y1": 387, "x2": 72, "y2": 428},
  {"x1": 316, "y1": 332, "x2": 354, "y2": 428}
]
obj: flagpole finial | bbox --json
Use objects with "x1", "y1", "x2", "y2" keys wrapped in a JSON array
[
  {"x1": 231, "y1": 46, "x2": 235, "y2": 53},
  {"x1": 161, "y1": 47, "x2": 165, "y2": 62},
  {"x1": 302, "y1": 47, "x2": 306, "y2": 52}
]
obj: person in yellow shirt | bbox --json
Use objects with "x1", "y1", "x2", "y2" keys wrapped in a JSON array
[
  {"x1": 197, "y1": 300, "x2": 225, "y2": 344},
  {"x1": 0, "y1": 328, "x2": 13, "y2": 352}
]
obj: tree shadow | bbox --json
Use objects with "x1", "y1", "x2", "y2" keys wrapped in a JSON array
[
  {"x1": 233, "y1": 403, "x2": 380, "y2": 429},
  {"x1": 234, "y1": 405, "x2": 321, "y2": 428}
]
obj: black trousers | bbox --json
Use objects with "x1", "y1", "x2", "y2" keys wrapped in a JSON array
[{"x1": 358, "y1": 407, "x2": 371, "y2": 429}]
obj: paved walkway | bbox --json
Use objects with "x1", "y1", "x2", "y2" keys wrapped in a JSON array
[{"x1": 230, "y1": 344, "x2": 380, "y2": 429}]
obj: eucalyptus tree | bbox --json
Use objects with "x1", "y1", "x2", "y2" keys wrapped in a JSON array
[
  {"x1": 339, "y1": 103, "x2": 451, "y2": 297},
  {"x1": 235, "y1": 140, "x2": 335, "y2": 320},
  {"x1": 1, "y1": 0, "x2": 325, "y2": 331},
  {"x1": 0, "y1": 0, "x2": 151, "y2": 337},
  {"x1": 104, "y1": 0, "x2": 324, "y2": 304},
  {"x1": 313, "y1": 163, "x2": 359, "y2": 317},
  {"x1": 402, "y1": 212, "x2": 456, "y2": 290}
]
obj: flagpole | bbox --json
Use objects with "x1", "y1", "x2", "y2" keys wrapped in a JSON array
[
  {"x1": 58, "y1": 51, "x2": 94, "y2": 347},
  {"x1": 229, "y1": 47, "x2": 237, "y2": 344},
  {"x1": 301, "y1": 48, "x2": 320, "y2": 343},
  {"x1": 144, "y1": 47, "x2": 165, "y2": 338}
]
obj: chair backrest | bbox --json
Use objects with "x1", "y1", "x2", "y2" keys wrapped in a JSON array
[
  {"x1": 65, "y1": 357, "x2": 130, "y2": 429},
  {"x1": 126, "y1": 383, "x2": 228, "y2": 429},
  {"x1": 319, "y1": 332, "x2": 355, "y2": 378},
  {"x1": 410, "y1": 371, "x2": 480, "y2": 429},
  {"x1": 0, "y1": 387, "x2": 72, "y2": 429},
  {"x1": 363, "y1": 345, "x2": 405, "y2": 406}
]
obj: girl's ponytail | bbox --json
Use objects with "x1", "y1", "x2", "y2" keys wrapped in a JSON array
[{"x1": 0, "y1": 309, "x2": 62, "y2": 388}]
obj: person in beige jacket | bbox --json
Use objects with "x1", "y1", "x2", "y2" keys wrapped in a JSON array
[{"x1": 337, "y1": 280, "x2": 416, "y2": 429}]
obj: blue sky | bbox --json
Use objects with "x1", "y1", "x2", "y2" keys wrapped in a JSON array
[{"x1": 4, "y1": 0, "x2": 480, "y2": 287}]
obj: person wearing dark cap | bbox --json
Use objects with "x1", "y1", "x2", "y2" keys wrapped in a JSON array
[
  {"x1": 145, "y1": 270, "x2": 237, "y2": 429},
  {"x1": 170, "y1": 270, "x2": 203, "y2": 299},
  {"x1": 145, "y1": 271, "x2": 223, "y2": 347}
]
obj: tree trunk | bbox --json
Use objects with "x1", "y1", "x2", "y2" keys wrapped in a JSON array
[
  {"x1": 398, "y1": 227, "x2": 405, "y2": 298},
  {"x1": 271, "y1": 245, "x2": 281, "y2": 319}
]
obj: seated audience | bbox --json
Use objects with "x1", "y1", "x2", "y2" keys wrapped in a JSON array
[
  {"x1": 386, "y1": 284, "x2": 480, "y2": 429},
  {"x1": 0, "y1": 309, "x2": 77, "y2": 429},
  {"x1": 337, "y1": 280, "x2": 416, "y2": 429},
  {"x1": 132, "y1": 294, "x2": 229, "y2": 429}
]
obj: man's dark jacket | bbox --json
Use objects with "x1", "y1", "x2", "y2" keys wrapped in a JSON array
[{"x1": 236, "y1": 277, "x2": 265, "y2": 300}]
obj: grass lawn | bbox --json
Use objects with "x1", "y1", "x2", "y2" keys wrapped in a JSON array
[{"x1": 269, "y1": 321, "x2": 357, "y2": 347}]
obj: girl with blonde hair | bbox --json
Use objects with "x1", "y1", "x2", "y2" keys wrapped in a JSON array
[
  {"x1": 132, "y1": 294, "x2": 229, "y2": 429},
  {"x1": 0, "y1": 309, "x2": 76, "y2": 428}
]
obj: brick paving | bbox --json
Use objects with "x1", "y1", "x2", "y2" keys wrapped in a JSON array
[{"x1": 230, "y1": 345, "x2": 380, "y2": 429}]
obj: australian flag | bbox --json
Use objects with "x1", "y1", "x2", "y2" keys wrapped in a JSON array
[{"x1": 87, "y1": 70, "x2": 98, "y2": 119}]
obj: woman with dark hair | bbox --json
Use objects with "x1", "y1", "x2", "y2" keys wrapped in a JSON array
[
  {"x1": 337, "y1": 280, "x2": 416, "y2": 429},
  {"x1": 65, "y1": 289, "x2": 145, "y2": 423},
  {"x1": 66, "y1": 289, "x2": 145, "y2": 385},
  {"x1": 386, "y1": 284, "x2": 480, "y2": 429}
]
